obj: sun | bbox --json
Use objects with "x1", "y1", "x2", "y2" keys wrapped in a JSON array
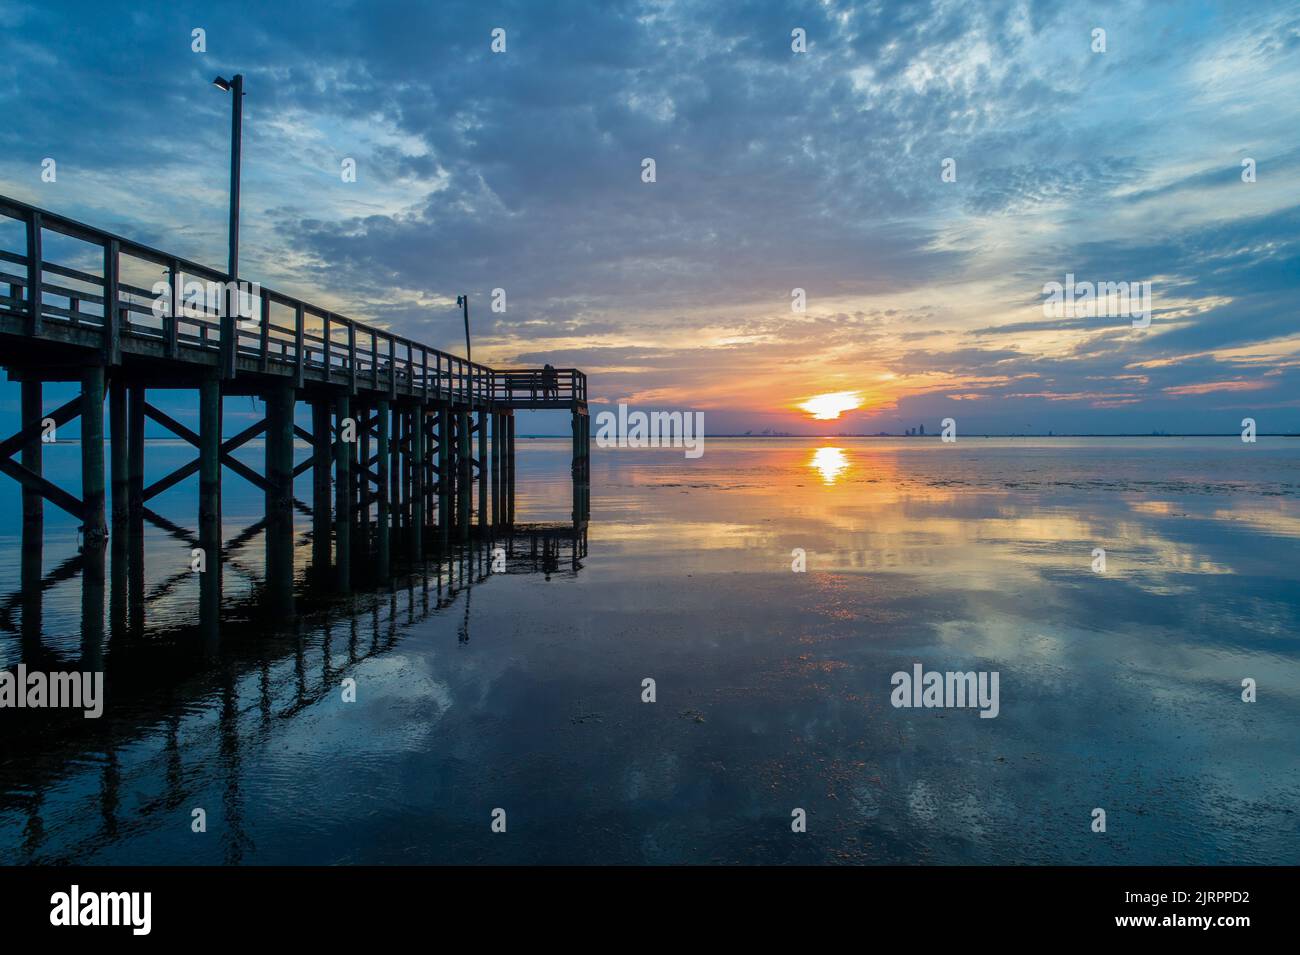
[{"x1": 798, "y1": 391, "x2": 862, "y2": 421}]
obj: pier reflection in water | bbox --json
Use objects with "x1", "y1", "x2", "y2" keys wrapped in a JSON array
[{"x1": 0, "y1": 477, "x2": 587, "y2": 864}]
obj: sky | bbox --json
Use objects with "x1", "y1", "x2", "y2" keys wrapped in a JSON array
[{"x1": 1, "y1": 0, "x2": 1298, "y2": 435}]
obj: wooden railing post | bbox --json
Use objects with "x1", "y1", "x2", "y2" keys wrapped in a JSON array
[
  {"x1": 103, "y1": 239, "x2": 120, "y2": 363},
  {"x1": 25, "y1": 211, "x2": 41, "y2": 335},
  {"x1": 322, "y1": 312, "x2": 332, "y2": 379},
  {"x1": 167, "y1": 259, "x2": 181, "y2": 357},
  {"x1": 220, "y1": 283, "x2": 237, "y2": 381},
  {"x1": 348, "y1": 320, "x2": 357, "y2": 394},
  {"x1": 294, "y1": 303, "x2": 305, "y2": 387},
  {"x1": 259, "y1": 289, "x2": 271, "y2": 372},
  {"x1": 388, "y1": 335, "x2": 397, "y2": 399}
]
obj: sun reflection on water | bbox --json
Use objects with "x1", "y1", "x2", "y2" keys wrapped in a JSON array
[{"x1": 810, "y1": 446, "x2": 849, "y2": 485}]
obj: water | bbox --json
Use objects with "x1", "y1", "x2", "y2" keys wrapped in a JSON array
[{"x1": 1, "y1": 436, "x2": 1297, "y2": 864}]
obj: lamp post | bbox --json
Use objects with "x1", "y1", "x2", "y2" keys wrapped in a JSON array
[
  {"x1": 213, "y1": 74, "x2": 243, "y2": 380},
  {"x1": 456, "y1": 294, "x2": 471, "y2": 364}
]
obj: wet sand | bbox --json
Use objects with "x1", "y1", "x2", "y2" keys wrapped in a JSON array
[{"x1": 1, "y1": 436, "x2": 1297, "y2": 864}]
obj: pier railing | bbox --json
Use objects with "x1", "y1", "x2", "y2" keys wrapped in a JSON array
[
  {"x1": 0, "y1": 195, "x2": 586, "y2": 408},
  {"x1": 491, "y1": 367, "x2": 588, "y2": 406}
]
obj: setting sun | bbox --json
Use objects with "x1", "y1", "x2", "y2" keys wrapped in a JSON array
[{"x1": 799, "y1": 391, "x2": 862, "y2": 420}]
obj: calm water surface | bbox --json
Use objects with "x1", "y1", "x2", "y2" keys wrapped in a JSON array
[{"x1": 1, "y1": 436, "x2": 1297, "y2": 864}]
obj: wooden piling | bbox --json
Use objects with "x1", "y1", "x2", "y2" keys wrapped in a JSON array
[
  {"x1": 388, "y1": 402, "x2": 402, "y2": 546},
  {"x1": 20, "y1": 380, "x2": 42, "y2": 542},
  {"x1": 574, "y1": 412, "x2": 581, "y2": 480},
  {"x1": 311, "y1": 398, "x2": 332, "y2": 577},
  {"x1": 438, "y1": 403, "x2": 451, "y2": 540},
  {"x1": 334, "y1": 394, "x2": 352, "y2": 592},
  {"x1": 358, "y1": 401, "x2": 371, "y2": 561},
  {"x1": 20, "y1": 380, "x2": 42, "y2": 649},
  {"x1": 506, "y1": 413, "x2": 516, "y2": 524},
  {"x1": 109, "y1": 378, "x2": 128, "y2": 528},
  {"x1": 477, "y1": 409, "x2": 488, "y2": 528},
  {"x1": 424, "y1": 409, "x2": 436, "y2": 540},
  {"x1": 81, "y1": 365, "x2": 107, "y2": 550},
  {"x1": 127, "y1": 385, "x2": 145, "y2": 527},
  {"x1": 448, "y1": 409, "x2": 458, "y2": 533},
  {"x1": 198, "y1": 374, "x2": 222, "y2": 624},
  {"x1": 457, "y1": 409, "x2": 471, "y2": 539},
  {"x1": 376, "y1": 399, "x2": 390, "y2": 578},
  {"x1": 127, "y1": 385, "x2": 145, "y2": 630},
  {"x1": 108, "y1": 377, "x2": 128, "y2": 635},
  {"x1": 412, "y1": 404, "x2": 425, "y2": 560},
  {"x1": 491, "y1": 411, "x2": 502, "y2": 527},
  {"x1": 265, "y1": 384, "x2": 296, "y2": 607},
  {"x1": 397, "y1": 408, "x2": 409, "y2": 548}
]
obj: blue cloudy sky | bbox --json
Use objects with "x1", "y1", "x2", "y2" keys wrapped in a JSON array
[{"x1": 1, "y1": 0, "x2": 1298, "y2": 434}]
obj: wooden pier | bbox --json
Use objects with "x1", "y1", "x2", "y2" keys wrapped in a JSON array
[{"x1": 0, "y1": 195, "x2": 591, "y2": 627}]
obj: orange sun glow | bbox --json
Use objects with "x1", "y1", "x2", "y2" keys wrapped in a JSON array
[
  {"x1": 809, "y1": 446, "x2": 850, "y2": 484},
  {"x1": 798, "y1": 391, "x2": 862, "y2": 420}
]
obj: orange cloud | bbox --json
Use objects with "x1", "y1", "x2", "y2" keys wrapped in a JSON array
[{"x1": 1162, "y1": 380, "x2": 1272, "y2": 396}]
